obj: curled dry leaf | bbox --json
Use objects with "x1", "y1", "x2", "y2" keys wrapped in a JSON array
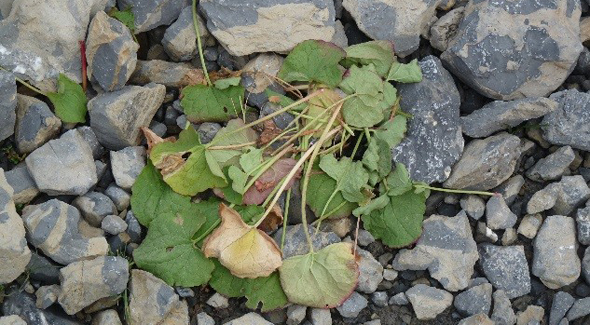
[
  {"x1": 141, "y1": 127, "x2": 175, "y2": 155},
  {"x1": 243, "y1": 158, "x2": 301, "y2": 205},
  {"x1": 258, "y1": 204, "x2": 283, "y2": 233},
  {"x1": 203, "y1": 204, "x2": 283, "y2": 278},
  {"x1": 258, "y1": 119, "x2": 283, "y2": 146}
]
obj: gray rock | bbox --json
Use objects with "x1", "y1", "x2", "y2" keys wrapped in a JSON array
[
  {"x1": 382, "y1": 269, "x2": 397, "y2": 281},
  {"x1": 393, "y1": 56, "x2": 463, "y2": 184},
  {"x1": 527, "y1": 176, "x2": 590, "y2": 215},
  {"x1": 88, "y1": 83, "x2": 166, "y2": 150},
  {"x1": 566, "y1": 297, "x2": 590, "y2": 320},
  {"x1": 583, "y1": 247, "x2": 590, "y2": 285},
  {"x1": 444, "y1": 133, "x2": 522, "y2": 190},
  {"x1": 478, "y1": 244, "x2": 531, "y2": 299},
  {"x1": 118, "y1": 0, "x2": 189, "y2": 33},
  {"x1": 460, "y1": 195, "x2": 486, "y2": 220},
  {"x1": 517, "y1": 214, "x2": 543, "y2": 239},
  {"x1": 2, "y1": 288, "x2": 79, "y2": 325},
  {"x1": 72, "y1": 191, "x2": 117, "y2": 227},
  {"x1": 26, "y1": 251, "x2": 61, "y2": 284},
  {"x1": 389, "y1": 292, "x2": 409, "y2": 306},
  {"x1": 91, "y1": 309, "x2": 122, "y2": 325},
  {"x1": 130, "y1": 59, "x2": 204, "y2": 88},
  {"x1": 501, "y1": 228, "x2": 517, "y2": 246},
  {"x1": 0, "y1": 316, "x2": 27, "y2": 325},
  {"x1": 576, "y1": 207, "x2": 590, "y2": 245},
  {"x1": 110, "y1": 146, "x2": 146, "y2": 190},
  {"x1": 550, "y1": 291, "x2": 575, "y2": 325},
  {"x1": 405, "y1": 284, "x2": 453, "y2": 321},
  {"x1": 86, "y1": 11, "x2": 138, "y2": 92},
  {"x1": 206, "y1": 292, "x2": 229, "y2": 309},
  {"x1": 104, "y1": 184, "x2": 130, "y2": 211},
  {"x1": 357, "y1": 247, "x2": 383, "y2": 294},
  {"x1": 22, "y1": 199, "x2": 108, "y2": 265},
  {"x1": 543, "y1": 89, "x2": 590, "y2": 151},
  {"x1": 336, "y1": 291, "x2": 368, "y2": 318},
  {"x1": 516, "y1": 305, "x2": 545, "y2": 325},
  {"x1": 343, "y1": 0, "x2": 439, "y2": 57},
  {"x1": 441, "y1": 0, "x2": 582, "y2": 100},
  {"x1": 462, "y1": 97, "x2": 557, "y2": 138},
  {"x1": 0, "y1": 168, "x2": 31, "y2": 284},
  {"x1": 35, "y1": 284, "x2": 60, "y2": 309},
  {"x1": 101, "y1": 215, "x2": 127, "y2": 235},
  {"x1": 491, "y1": 290, "x2": 517, "y2": 325},
  {"x1": 14, "y1": 94, "x2": 61, "y2": 154},
  {"x1": 242, "y1": 53, "x2": 284, "y2": 95},
  {"x1": 197, "y1": 122, "x2": 221, "y2": 144},
  {"x1": 371, "y1": 291, "x2": 388, "y2": 307},
  {"x1": 357, "y1": 229, "x2": 375, "y2": 247},
  {"x1": 393, "y1": 214, "x2": 478, "y2": 292},
  {"x1": 128, "y1": 269, "x2": 189, "y2": 325},
  {"x1": 196, "y1": 312, "x2": 215, "y2": 325},
  {"x1": 0, "y1": 70, "x2": 16, "y2": 142},
  {"x1": 494, "y1": 176, "x2": 524, "y2": 207},
  {"x1": 58, "y1": 256, "x2": 129, "y2": 315},
  {"x1": 286, "y1": 305, "x2": 306, "y2": 325},
  {"x1": 309, "y1": 308, "x2": 331, "y2": 325},
  {"x1": 199, "y1": 0, "x2": 335, "y2": 56},
  {"x1": 273, "y1": 224, "x2": 340, "y2": 259},
  {"x1": 125, "y1": 210, "x2": 142, "y2": 243},
  {"x1": 486, "y1": 195, "x2": 517, "y2": 230},
  {"x1": 25, "y1": 129, "x2": 98, "y2": 195},
  {"x1": 162, "y1": 6, "x2": 208, "y2": 61},
  {"x1": 533, "y1": 215, "x2": 580, "y2": 289},
  {"x1": 458, "y1": 314, "x2": 494, "y2": 325},
  {"x1": 453, "y1": 283, "x2": 492, "y2": 317},
  {"x1": 223, "y1": 313, "x2": 273, "y2": 325},
  {"x1": 526, "y1": 146, "x2": 575, "y2": 182},
  {"x1": 76, "y1": 126, "x2": 105, "y2": 159},
  {"x1": 259, "y1": 102, "x2": 296, "y2": 131},
  {"x1": 430, "y1": 7, "x2": 465, "y2": 52}
]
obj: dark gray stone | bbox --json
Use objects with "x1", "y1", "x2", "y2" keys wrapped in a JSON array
[
  {"x1": 393, "y1": 56, "x2": 463, "y2": 184},
  {"x1": 526, "y1": 146, "x2": 575, "y2": 181},
  {"x1": 0, "y1": 70, "x2": 17, "y2": 142},
  {"x1": 14, "y1": 94, "x2": 62, "y2": 154},
  {"x1": 462, "y1": 97, "x2": 557, "y2": 138},
  {"x1": 118, "y1": 0, "x2": 189, "y2": 33},
  {"x1": 104, "y1": 184, "x2": 130, "y2": 211},
  {"x1": 527, "y1": 176, "x2": 590, "y2": 215},
  {"x1": 273, "y1": 224, "x2": 340, "y2": 259},
  {"x1": 162, "y1": 6, "x2": 208, "y2": 61},
  {"x1": 543, "y1": 89, "x2": 590, "y2": 151},
  {"x1": 2, "y1": 287, "x2": 80, "y2": 325},
  {"x1": 478, "y1": 244, "x2": 531, "y2": 299},
  {"x1": 441, "y1": 0, "x2": 582, "y2": 100},
  {"x1": 336, "y1": 291, "x2": 368, "y2": 318},
  {"x1": 453, "y1": 283, "x2": 492, "y2": 317},
  {"x1": 101, "y1": 215, "x2": 127, "y2": 235},
  {"x1": 576, "y1": 207, "x2": 590, "y2": 245},
  {"x1": 494, "y1": 175, "x2": 525, "y2": 206},
  {"x1": 405, "y1": 284, "x2": 453, "y2": 321},
  {"x1": 583, "y1": 247, "x2": 590, "y2": 285},
  {"x1": 27, "y1": 251, "x2": 61, "y2": 285},
  {"x1": 485, "y1": 195, "x2": 517, "y2": 230},
  {"x1": 197, "y1": 122, "x2": 221, "y2": 144},
  {"x1": 389, "y1": 292, "x2": 409, "y2": 306},
  {"x1": 259, "y1": 102, "x2": 296, "y2": 131},
  {"x1": 110, "y1": 146, "x2": 146, "y2": 190},
  {"x1": 125, "y1": 210, "x2": 142, "y2": 243},
  {"x1": 566, "y1": 297, "x2": 590, "y2": 320},
  {"x1": 371, "y1": 291, "x2": 388, "y2": 307},
  {"x1": 491, "y1": 290, "x2": 516, "y2": 325},
  {"x1": 549, "y1": 291, "x2": 575, "y2": 325},
  {"x1": 72, "y1": 191, "x2": 117, "y2": 227},
  {"x1": 460, "y1": 195, "x2": 486, "y2": 220},
  {"x1": 76, "y1": 126, "x2": 105, "y2": 160},
  {"x1": 4, "y1": 163, "x2": 39, "y2": 205}
]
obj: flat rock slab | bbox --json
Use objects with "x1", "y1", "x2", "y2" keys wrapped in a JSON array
[
  {"x1": 0, "y1": 70, "x2": 16, "y2": 142},
  {"x1": 543, "y1": 89, "x2": 590, "y2": 151},
  {"x1": 406, "y1": 284, "x2": 453, "y2": 321},
  {"x1": 478, "y1": 244, "x2": 531, "y2": 299},
  {"x1": 442, "y1": 0, "x2": 582, "y2": 100},
  {"x1": 130, "y1": 60, "x2": 205, "y2": 88}
]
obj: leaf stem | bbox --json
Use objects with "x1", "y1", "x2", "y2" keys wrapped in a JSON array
[
  {"x1": 192, "y1": 0, "x2": 211, "y2": 86},
  {"x1": 413, "y1": 184, "x2": 497, "y2": 197},
  {"x1": 0, "y1": 65, "x2": 47, "y2": 96},
  {"x1": 280, "y1": 188, "x2": 291, "y2": 252},
  {"x1": 207, "y1": 141, "x2": 256, "y2": 150}
]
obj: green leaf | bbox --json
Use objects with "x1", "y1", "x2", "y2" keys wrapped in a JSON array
[
  {"x1": 214, "y1": 77, "x2": 241, "y2": 89},
  {"x1": 210, "y1": 260, "x2": 288, "y2": 312},
  {"x1": 132, "y1": 200, "x2": 217, "y2": 287},
  {"x1": 362, "y1": 137, "x2": 392, "y2": 181},
  {"x1": 278, "y1": 40, "x2": 345, "y2": 87},
  {"x1": 362, "y1": 190, "x2": 426, "y2": 248},
  {"x1": 239, "y1": 147, "x2": 264, "y2": 174},
  {"x1": 279, "y1": 242, "x2": 359, "y2": 308},
  {"x1": 374, "y1": 115, "x2": 407, "y2": 148},
  {"x1": 339, "y1": 66, "x2": 386, "y2": 128},
  {"x1": 181, "y1": 84, "x2": 245, "y2": 123},
  {"x1": 319, "y1": 155, "x2": 369, "y2": 203},
  {"x1": 387, "y1": 59, "x2": 423, "y2": 83},
  {"x1": 234, "y1": 204, "x2": 265, "y2": 225},
  {"x1": 352, "y1": 194, "x2": 390, "y2": 217},
  {"x1": 150, "y1": 127, "x2": 227, "y2": 196},
  {"x1": 228, "y1": 165, "x2": 248, "y2": 194},
  {"x1": 386, "y1": 163, "x2": 412, "y2": 196},
  {"x1": 342, "y1": 40, "x2": 395, "y2": 78},
  {"x1": 265, "y1": 89, "x2": 305, "y2": 112},
  {"x1": 109, "y1": 7, "x2": 135, "y2": 34},
  {"x1": 190, "y1": 198, "x2": 222, "y2": 245},
  {"x1": 46, "y1": 73, "x2": 87, "y2": 123},
  {"x1": 306, "y1": 171, "x2": 357, "y2": 219},
  {"x1": 207, "y1": 119, "x2": 258, "y2": 169}
]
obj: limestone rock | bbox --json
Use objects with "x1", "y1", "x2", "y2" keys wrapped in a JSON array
[
  {"x1": 526, "y1": 175, "x2": 590, "y2": 215},
  {"x1": 162, "y1": 6, "x2": 208, "y2": 61},
  {"x1": 14, "y1": 95, "x2": 61, "y2": 154},
  {"x1": 72, "y1": 192, "x2": 118, "y2": 227},
  {"x1": 478, "y1": 244, "x2": 531, "y2": 299},
  {"x1": 405, "y1": 284, "x2": 453, "y2": 321},
  {"x1": 430, "y1": 7, "x2": 465, "y2": 52},
  {"x1": 118, "y1": 0, "x2": 189, "y2": 33},
  {"x1": 543, "y1": 89, "x2": 590, "y2": 151},
  {"x1": 0, "y1": 70, "x2": 16, "y2": 142},
  {"x1": 110, "y1": 146, "x2": 146, "y2": 190},
  {"x1": 4, "y1": 164, "x2": 39, "y2": 205},
  {"x1": 526, "y1": 146, "x2": 575, "y2": 182},
  {"x1": 130, "y1": 60, "x2": 204, "y2": 88},
  {"x1": 453, "y1": 283, "x2": 492, "y2": 317}
]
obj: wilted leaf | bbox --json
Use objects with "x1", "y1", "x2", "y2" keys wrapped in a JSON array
[
  {"x1": 203, "y1": 204, "x2": 282, "y2": 278},
  {"x1": 387, "y1": 59, "x2": 423, "y2": 83},
  {"x1": 258, "y1": 119, "x2": 284, "y2": 146},
  {"x1": 306, "y1": 88, "x2": 343, "y2": 137},
  {"x1": 279, "y1": 242, "x2": 359, "y2": 308},
  {"x1": 243, "y1": 158, "x2": 300, "y2": 205},
  {"x1": 342, "y1": 40, "x2": 395, "y2": 78},
  {"x1": 214, "y1": 77, "x2": 241, "y2": 89},
  {"x1": 278, "y1": 40, "x2": 346, "y2": 87},
  {"x1": 306, "y1": 171, "x2": 357, "y2": 219},
  {"x1": 319, "y1": 155, "x2": 369, "y2": 203},
  {"x1": 46, "y1": 74, "x2": 87, "y2": 123},
  {"x1": 374, "y1": 115, "x2": 407, "y2": 148},
  {"x1": 181, "y1": 84, "x2": 245, "y2": 123},
  {"x1": 258, "y1": 204, "x2": 283, "y2": 233}
]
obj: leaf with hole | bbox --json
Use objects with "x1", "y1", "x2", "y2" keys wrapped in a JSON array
[
  {"x1": 181, "y1": 84, "x2": 245, "y2": 123},
  {"x1": 46, "y1": 74, "x2": 87, "y2": 123},
  {"x1": 278, "y1": 40, "x2": 345, "y2": 87}
]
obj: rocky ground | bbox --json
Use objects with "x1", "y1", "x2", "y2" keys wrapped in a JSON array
[{"x1": 1, "y1": 0, "x2": 590, "y2": 324}]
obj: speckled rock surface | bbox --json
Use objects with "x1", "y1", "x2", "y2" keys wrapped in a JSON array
[
  {"x1": 118, "y1": 0, "x2": 189, "y2": 34},
  {"x1": 0, "y1": 70, "x2": 17, "y2": 142},
  {"x1": 478, "y1": 244, "x2": 531, "y2": 299},
  {"x1": 543, "y1": 89, "x2": 590, "y2": 151}
]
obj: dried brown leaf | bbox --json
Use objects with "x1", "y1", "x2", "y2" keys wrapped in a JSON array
[{"x1": 243, "y1": 158, "x2": 300, "y2": 205}]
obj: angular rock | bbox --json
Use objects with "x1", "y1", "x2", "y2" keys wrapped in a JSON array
[
  {"x1": 389, "y1": 292, "x2": 409, "y2": 306},
  {"x1": 371, "y1": 291, "x2": 388, "y2": 307},
  {"x1": 286, "y1": 305, "x2": 306, "y2": 325},
  {"x1": 76, "y1": 126, "x2": 105, "y2": 160},
  {"x1": 162, "y1": 6, "x2": 208, "y2": 61},
  {"x1": 130, "y1": 60, "x2": 204, "y2": 88},
  {"x1": 2, "y1": 288, "x2": 79, "y2": 325},
  {"x1": 576, "y1": 207, "x2": 590, "y2": 245},
  {"x1": 566, "y1": 297, "x2": 590, "y2": 320},
  {"x1": 21, "y1": 199, "x2": 108, "y2": 265},
  {"x1": 494, "y1": 175, "x2": 525, "y2": 206},
  {"x1": 199, "y1": 0, "x2": 335, "y2": 56},
  {"x1": 101, "y1": 215, "x2": 127, "y2": 235},
  {"x1": 393, "y1": 56, "x2": 463, "y2": 184},
  {"x1": 26, "y1": 252, "x2": 61, "y2": 285},
  {"x1": 88, "y1": 83, "x2": 165, "y2": 150},
  {"x1": 343, "y1": 0, "x2": 440, "y2": 57},
  {"x1": 25, "y1": 129, "x2": 97, "y2": 196},
  {"x1": 478, "y1": 244, "x2": 531, "y2": 299},
  {"x1": 0, "y1": 70, "x2": 16, "y2": 141},
  {"x1": 462, "y1": 97, "x2": 557, "y2": 138},
  {"x1": 223, "y1": 313, "x2": 273, "y2": 325},
  {"x1": 549, "y1": 291, "x2": 575, "y2": 325},
  {"x1": 443, "y1": 133, "x2": 522, "y2": 190},
  {"x1": 584, "y1": 247, "x2": 590, "y2": 286},
  {"x1": 35, "y1": 284, "x2": 60, "y2": 309},
  {"x1": 0, "y1": 316, "x2": 27, "y2": 325},
  {"x1": 486, "y1": 195, "x2": 517, "y2": 230},
  {"x1": 533, "y1": 215, "x2": 580, "y2": 289},
  {"x1": 104, "y1": 184, "x2": 130, "y2": 211},
  {"x1": 501, "y1": 228, "x2": 517, "y2": 246},
  {"x1": 392, "y1": 214, "x2": 478, "y2": 292},
  {"x1": 242, "y1": 53, "x2": 284, "y2": 95},
  {"x1": 92, "y1": 309, "x2": 122, "y2": 325},
  {"x1": 453, "y1": 283, "x2": 492, "y2": 317},
  {"x1": 491, "y1": 290, "x2": 517, "y2": 325},
  {"x1": 206, "y1": 292, "x2": 229, "y2": 309},
  {"x1": 72, "y1": 191, "x2": 117, "y2": 227},
  {"x1": 517, "y1": 214, "x2": 543, "y2": 239},
  {"x1": 336, "y1": 291, "x2": 368, "y2": 318},
  {"x1": 526, "y1": 146, "x2": 575, "y2": 182},
  {"x1": 405, "y1": 284, "x2": 453, "y2": 321},
  {"x1": 58, "y1": 256, "x2": 128, "y2": 315},
  {"x1": 118, "y1": 0, "x2": 189, "y2": 33},
  {"x1": 430, "y1": 7, "x2": 465, "y2": 52},
  {"x1": 128, "y1": 269, "x2": 189, "y2": 325},
  {"x1": 460, "y1": 195, "x2": 486, "y2": 220},
  {"x1": 516, "y1": 305, "x2": 544, "y2": 325},
  {"x1": 86, "y1": 11, "x2": 138, "y2": 92},
  {"x1": 310, "y1": 308, "x2": 332, "y2": 325},
  {"x1": 14, "y1": 94, "x2": 61, "y2": 154},
  {"x1": 110, "y1": 146, "x2": 146, "y2": 190},
  {"x1": 125, "y1": 210, "x2": 142, "y2": 243},
  {"x1": 0, "y1": 168, "x2": 31, "y2": 284},
  {"x1": 196, "y1": 312, "x2": 215, "y2": 325},
  {"x1": 442, "y1": 0, "x2": 582, "y2": 100},
  {"x1": 543, "y1": 89, "x2": 590, "y2": 151},
  {"x1": 357, "y1": 247, "x2": 383, "y2": 294},
  {"x1": 273, "y1": 224, "x2": 340, "y2": 259},
  {"x1": 458, "y1": 314, "x2": 494, "y2": 325},
  {"x1": 527, "y1": 176, "x2": 590, "y2": 215}
]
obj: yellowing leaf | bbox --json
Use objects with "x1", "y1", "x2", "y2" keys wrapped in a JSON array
[
  {"x1": 203, "y1": 204, "x2": 282, "y2": 278},
  {"x1": 279, "y1": 242, "x2": 359, "y2": 308}
]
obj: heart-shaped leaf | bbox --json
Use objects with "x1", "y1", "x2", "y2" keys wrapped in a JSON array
[{"x1": 278, "y1": 40, "x2": 345, "y2": 87}]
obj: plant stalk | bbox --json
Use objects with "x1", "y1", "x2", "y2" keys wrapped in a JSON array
[{"x1": 192, "y1": 0, "x2": 211, "y2": 86}]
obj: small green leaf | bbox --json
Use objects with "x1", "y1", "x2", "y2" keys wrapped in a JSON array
[
  {"x1": 46, "y1": 74, "x2": 87, "y2": 123},
  {"x1": 278, "y1": 40, "x2": 346, "y2": 87},
  {"x1": 362, "y1": 137, "x2": 392, "y2": 181},
  {"x1": 342, "y1": 40, "x2": 395, "y2": 78},
  {"x1": 214, "y1": 77, "x2": 241, "y2": 89},
  {"x1": 387, "y1": 163, "x2": 413, "y2": 196},
  {"x1": 279, "y1": 242, "x2": 359, "y2": 308},
  {"x1": 306, "y1": 171, "x2": 357, "y2": 219},
  {"x1": 319, "y1": 155, "x2": 369, "y2": 203},
  {"x1": 374, "y1": 115, "x2": 407, "y2": 148},
  {"x1": 228, "y1": 165, "x2": 248, "y2": 194},
  {"x1": 181, "y1": 84, "x2": 245, "y2": 123},
  {"x1": 387, "y1": 59, "x2": 423, "y2": 83},
  {"x1": 339, "y1": 66, "x2": 387, "y2": 128},
  {"x1": 207, "y1": 119, "x2": 258, "y2": 169},
  {"x1": 239, "y1": 147, "x2": 264, "y2": 174},
  {"x1": 109, "y1": 7, "x2": 135, "y2": 34},
  {"x1": 352, "y1": 194, "x2": 389, "y2": 217}
]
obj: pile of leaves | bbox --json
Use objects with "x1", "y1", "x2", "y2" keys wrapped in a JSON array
[{"x1": 129, "y1": 39, "x2": 432, "y2": 310}]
